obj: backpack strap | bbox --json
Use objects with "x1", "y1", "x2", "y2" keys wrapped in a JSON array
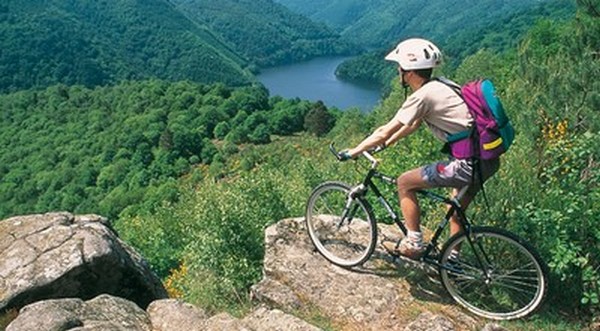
[
  {"x1": 432, "y1": 77, "x2": 472, "y2": 143},
  {"x1": 446, "y1": 129, "x2": 471, "y2": 143},
  {"x1": 432, "y1": 77, "x2": 462, "y2": 94},
  {"x1": 471, "y1": 158, "x2": 491, "y2": 211}
]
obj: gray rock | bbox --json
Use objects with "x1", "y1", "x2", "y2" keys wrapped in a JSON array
[
  {"x1": 147, "y1": 299, "x2": 209, "y2": 331},
  {"x1": 481, "y1": 323, "x2": 510, "y2": 331},
  {"x1": 251, "y1": 218, "x2": 480, "y2": 331},
  {"x1": 2, "y1": 214, "x2": 513, "y2": 331},
  {"x1": 242, "y1": 306, "x2": 322, "y2": 331},
  {"x1": 204, "y1": 312, "x2": 251, "y2": 331},
  {"x1": 6, "y1": 294, "x2": 151, "y2": 331},
  {"x1": 0, "y1": 212, "x2": 167, "y2": 311},
  {"x1": 403, "y1": 312, "x2": 455, "y2": 331}
]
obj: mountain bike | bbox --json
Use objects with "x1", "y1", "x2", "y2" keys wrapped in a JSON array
[{"x1": 305, "y1": 143, "x2": 548, "y2": 320}]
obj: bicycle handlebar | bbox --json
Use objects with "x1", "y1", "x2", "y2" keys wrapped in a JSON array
[{"x1": 329, "y1": 143, "x2": 379, "y2": 169}]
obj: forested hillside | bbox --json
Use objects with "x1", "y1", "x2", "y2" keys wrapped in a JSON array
[
  {"x1": 0, "y1": 81, "x2": 337, "y2": 220},
  {"x1": 168, "y1": 0, "x2": 354, "y2": 67},
  {"x1": 443, "y1": 0, "x2": 576, "y2": 66},
  {"x1": 0, "y1": 0, "x2": 254, "y2": 93},
  {"x1": 334, "y1": 0, "x2": 575, "y2": 86},
  {"x1": 274, "y1": 0, "x2": 561, "y2": 49},
  {"x1": 0, "y1": 0, "x2": 351, "y2": 93}
]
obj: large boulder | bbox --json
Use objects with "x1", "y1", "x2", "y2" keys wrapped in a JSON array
[
  {"x1": 6, "y1": 294, "x2": 151, "y2": 331},
  {"x1": 147, "y1": 299, "x2": 210, "y2": 331},
  {"x1": 251, "y1": 218, "x2": 483, "y2": 331},
  {"x1": 0, "y1": 212, "x2": 168, "y2": 311},
  {"x1": 7, "y1": 296, "x2": 323, "y2": 331}
]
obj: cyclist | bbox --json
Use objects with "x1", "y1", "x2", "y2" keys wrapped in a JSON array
[{"x1": 338, "y1": 38, "x2": 500, "y2": 260}]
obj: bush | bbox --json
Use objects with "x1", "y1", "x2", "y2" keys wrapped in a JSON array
[
  {"x1": 304, "y1": 101, "x2": 335, "y2": 137},
  {"x1": 509, "y1": 130, "x2": 599, "y2": 310}
]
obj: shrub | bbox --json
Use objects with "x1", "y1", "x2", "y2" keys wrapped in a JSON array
[
  {"x1": 304, "y1": 101, "x2": 335, "y2": 137},
  {"x1": 507, "y1": 129, "x2": 599, "y2": 312}
]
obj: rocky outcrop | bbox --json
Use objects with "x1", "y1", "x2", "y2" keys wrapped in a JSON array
[
  {"x1": 147, "y1": 298, "x2": 209, "y2": 331},
  {"x1": 251, "y1": 217, "x2": 498, "y2": 331},
  {"x1": 2, "y1": 214, "x2": 509, "y2": 331},
  {"x1": 7, "y1": 296, "x2": 322, "y2": 331},
  {"x1": 149, "y1": 299, "x2": 321, "y2": 331},
  {"x1": 6, "y1": 294, "x2": 151, "y2": 331},
  {"x1": 0, "y1": 212, "x2": 167, "y2": 311}
]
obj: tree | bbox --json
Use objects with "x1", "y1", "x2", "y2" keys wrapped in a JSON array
[
  {"x1": 248, "y1": 124, "x2": 271, "y2": 144},
  {"x1": 304, "y1": 101, "x2": 335, "y2": 136},
  {"x1": 214, "y1": 121, "x2": 230, "y2": 139}
]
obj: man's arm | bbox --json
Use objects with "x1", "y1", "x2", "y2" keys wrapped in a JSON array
[
  {"x1": 347, "y1": 118, "x2": 421, "y2": 157},
  {"x1": 347, "y1": 121, "x2": 399, "y2": 157},
  {"x1": 385, "y1": 118, "x2": 421, "y2": 146}
]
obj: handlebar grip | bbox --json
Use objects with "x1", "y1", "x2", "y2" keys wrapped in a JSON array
[
  {"x1": 329, "y1": 142, "x2": 338, "y2": 155},
  {"x1": 330, "y1": 142, "x2": 378, "y2": 167},
  {"x1": 329, "y1": 143, "x2": 342, "y2": 160}
]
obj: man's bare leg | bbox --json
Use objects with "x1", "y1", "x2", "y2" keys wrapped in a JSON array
[{"x1": 397, "y1": 167, "x2": 431, "y2": 231}]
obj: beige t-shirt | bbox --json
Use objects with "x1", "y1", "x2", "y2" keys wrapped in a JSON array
[{"x1": 392, "y1": 80, "x2": 472, "y2": 142}]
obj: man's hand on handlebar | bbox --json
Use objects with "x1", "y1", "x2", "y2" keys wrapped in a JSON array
[
  {"x1": 330, "y1": 142, "x2": 386, "y2": 163},
  {"x1": 337, "y1": 150, "x2": 353, "y2": 161}
]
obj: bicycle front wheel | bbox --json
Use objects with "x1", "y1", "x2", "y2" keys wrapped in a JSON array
[
  {"x1": 305, "y1": 181, "x2": 377, "y2": 268},
  {"x1": 439, "y1": 226, "x2": 548, "y2": 320}
]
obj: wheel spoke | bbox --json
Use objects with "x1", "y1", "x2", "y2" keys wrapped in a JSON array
[
  {"x1": 440, "y1": 227, "x2": 547, "y2": 320},
  {"x1": 494, "y1": 275, "x2": 540, "y2": 289},
  {"x1": 306, "y1": 182, "x2": 377, "y2": 268}
]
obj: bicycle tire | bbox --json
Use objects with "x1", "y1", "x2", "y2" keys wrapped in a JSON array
[
  {"x1": 305, "y1": 181, "x2": 377, "y2": 267},
  {"x1": 439, "y1": 226, "x2": 548, "y2": 320}
]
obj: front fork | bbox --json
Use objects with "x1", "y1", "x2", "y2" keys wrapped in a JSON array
[{"x1": 337, "y1": 184, "x2": 367, "y2": 229}]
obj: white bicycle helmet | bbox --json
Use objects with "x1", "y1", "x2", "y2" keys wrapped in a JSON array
[{"x1": 385, "y1": 38, "x2": 442, "y2": 70}]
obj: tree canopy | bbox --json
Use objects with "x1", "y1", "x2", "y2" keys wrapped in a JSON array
[{"x1": 0, "y1": 80, "x2": 337, "y2": 219}]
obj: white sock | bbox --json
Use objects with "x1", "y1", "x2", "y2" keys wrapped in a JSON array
[
  {"x1": 407, "y1": 230, "x2": 423, "y2": 247},
  {"x1": 449, "y1": 249, "x2": 460, "y2": 260}
]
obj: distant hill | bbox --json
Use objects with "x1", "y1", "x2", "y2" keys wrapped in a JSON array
[
  {"x1": 443, "y1": 0, "x2": 575, "y2": 65},
  {"x1": 274, "y1": 0, "x2": 564, "y2": 49},
  {"x1": 0, "y1": 0, "x2": 352, "y2": 93},
  {"x1": 334, "y1": 0, "x2": 575, "y2": 86},
  {"x1": 167, "y1": 0, "x2": 354, "y2": 67},
  {"x1": 0, "y1": 0, "x2": 254, "y2": 92}
]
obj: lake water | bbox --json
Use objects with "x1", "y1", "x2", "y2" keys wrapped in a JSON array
[{"x1": 256, "y1": 57, "x2": 381, "y2": 112}]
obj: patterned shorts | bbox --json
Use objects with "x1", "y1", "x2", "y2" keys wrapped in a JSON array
[{"x1": 421, "y1": 158, "x2": 500, "y2": 192}]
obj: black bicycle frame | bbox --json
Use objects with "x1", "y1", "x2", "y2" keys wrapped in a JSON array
[{"x1": 360, "y1": 167, "x2": 473, "y2": 264}]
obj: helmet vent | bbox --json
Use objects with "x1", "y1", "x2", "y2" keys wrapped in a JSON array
[{"x1": 423, "y1": 48, "x2": 431, "y2": 60}]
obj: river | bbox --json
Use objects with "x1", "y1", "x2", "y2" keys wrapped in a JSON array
[{"x1": 256, "y1": 57, "x2": 382, "y2": 112}]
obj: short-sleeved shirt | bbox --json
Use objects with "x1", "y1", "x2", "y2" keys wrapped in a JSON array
[{"x1": 392, "y1": 80, "x2": 472, "y2": 142}]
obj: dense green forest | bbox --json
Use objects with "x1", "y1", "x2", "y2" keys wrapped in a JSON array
[
  {"x1": 0, "y1": 0, "x2": 253, "y2": 92},
  {"x1": 274, "y1": 0, "x2": 560, "y2": 49},
  {"x1": 1, "y1": 0, "x2": 599, "y2": 329},
  {"x1": 168, "y1": 0, "x2": 355, "y2": 67},
  {"x1": 0, "y1": 81, "x2": 339, "y2": 219},
  {"x1": 334, "y1": 0, "x2": 576, "y2": 87},
  {"x1": 0, "y1": 0, "x2": 349, "y2": 93}
]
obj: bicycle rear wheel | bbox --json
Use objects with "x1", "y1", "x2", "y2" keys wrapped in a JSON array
[
  {"x1": 439, "y1": 226, "x2": 548, "y2": 320},
  {"x1": 305, "y1": 181, "x2": 377, "y2": 268}
]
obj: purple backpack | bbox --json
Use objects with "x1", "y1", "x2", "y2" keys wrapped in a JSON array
[{"x1": 437, "y1": 78, "x2": 514, "y2": 160}]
